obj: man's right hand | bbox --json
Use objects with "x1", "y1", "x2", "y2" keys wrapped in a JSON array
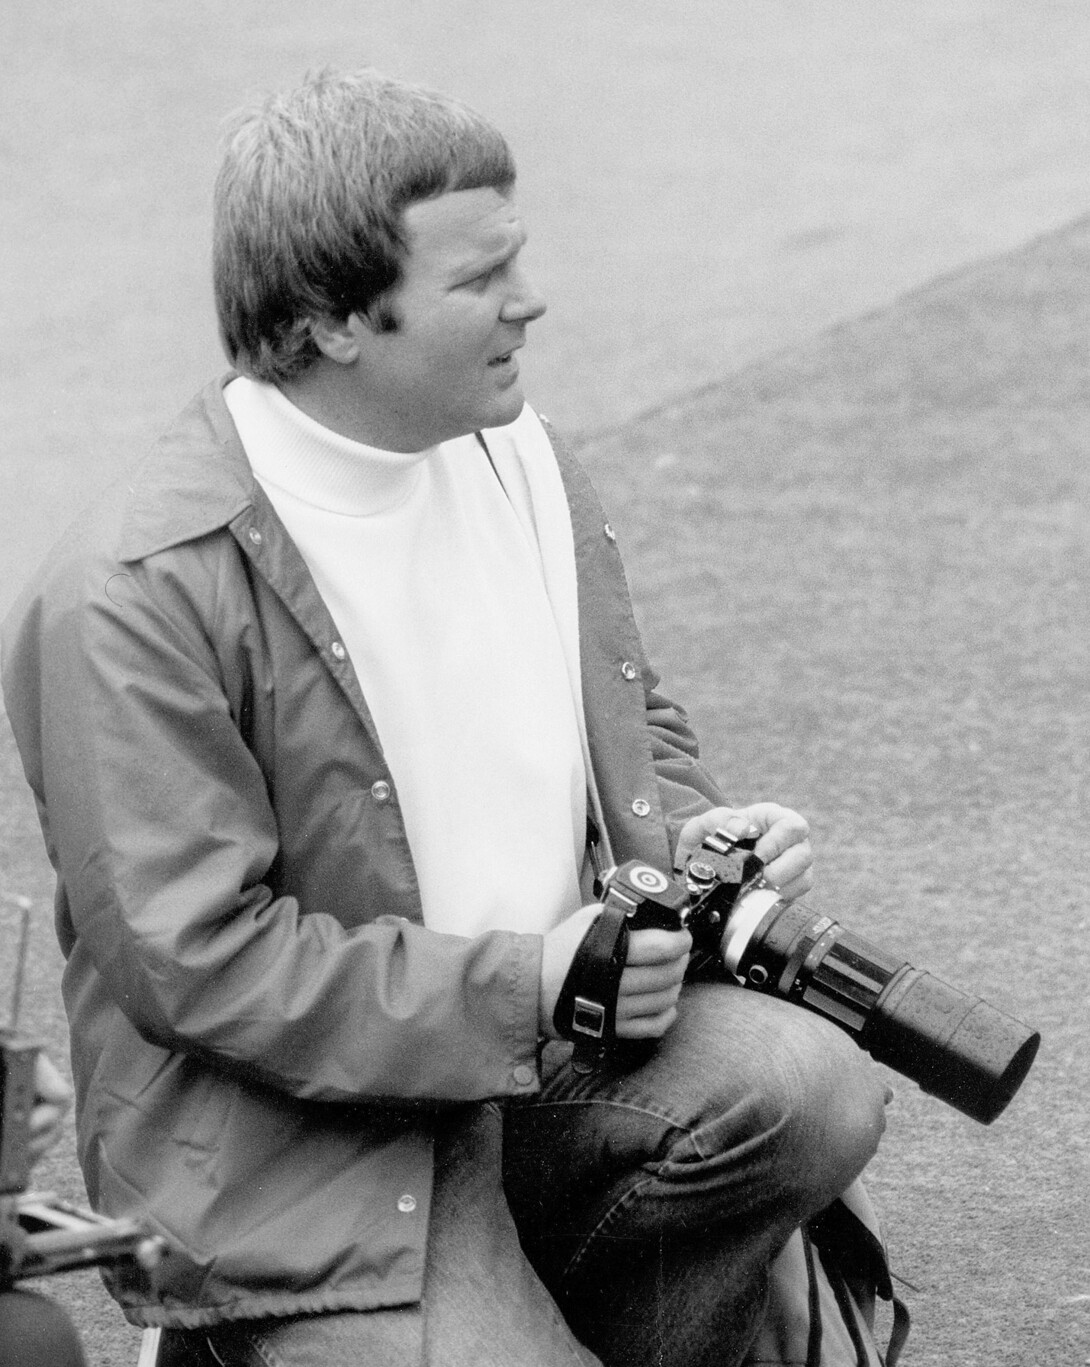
[{"x1": 539, "y1": 906, "x2": 691, "y2": 1041}]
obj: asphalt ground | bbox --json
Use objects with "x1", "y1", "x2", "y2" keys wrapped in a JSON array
[
  {"x1": 5, "y1": 3, "x2": 1090, "y2": 621},
  {"x1": 581, "y1": 217, "x2": 1090, "y2": 1365},
  {"x1": 3, "y1": 6, "x2": 1090, "y2": 1365}
]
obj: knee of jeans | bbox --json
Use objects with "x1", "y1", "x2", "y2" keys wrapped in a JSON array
[{"x1": 751, "y1": 1009, "x2": 888, "y2": 1209}]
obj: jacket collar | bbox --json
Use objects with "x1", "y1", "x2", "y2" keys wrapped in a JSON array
[
  {"x1": 118, "y1": 379, "x2": 591, "y2": 572},
  {"x1": 118, "y1": 375, "x2": 258, "y2": 563}
]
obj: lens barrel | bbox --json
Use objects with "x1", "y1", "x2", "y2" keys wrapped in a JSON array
[
  {"x1": 727, "y1": 896, "x2": 1040, "y2": 1124},
  {"x1": 866, "y1": 966, "x2": 1040, "y2": 1124}
]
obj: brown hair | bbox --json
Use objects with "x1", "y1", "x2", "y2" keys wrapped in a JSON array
[{"x1": 213, "y1": 69, "x2": 516, "y2": 382}]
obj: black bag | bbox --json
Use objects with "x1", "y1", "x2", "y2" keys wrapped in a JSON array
[{"x1": 742, "y1": 1181, "x2": 910, "y2": 1367}]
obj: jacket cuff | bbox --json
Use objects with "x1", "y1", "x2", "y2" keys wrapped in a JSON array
[{"x1": 503, "y1": 931, "x2": 545, "y2": 1096}]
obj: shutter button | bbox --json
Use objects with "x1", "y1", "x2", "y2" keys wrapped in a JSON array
[{"x1": 513, "y1": 1065, "x2": 534, "y2": 1087}]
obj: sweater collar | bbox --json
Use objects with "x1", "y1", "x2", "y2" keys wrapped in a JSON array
[{"x1": 226, "y1": 377, "x2": 435, "y2": 518}]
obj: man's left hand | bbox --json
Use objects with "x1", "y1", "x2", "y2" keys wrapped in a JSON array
[{"x1": 674, "y1": 803, "x2": 813, "y2": 903}]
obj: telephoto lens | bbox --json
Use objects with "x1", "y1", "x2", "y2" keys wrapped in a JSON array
[{"x1": 686, "y1": 830, "x2": 1040, "y2": 1125}]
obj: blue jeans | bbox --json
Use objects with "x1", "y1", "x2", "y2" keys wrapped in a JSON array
[
  {"x1": 162, "y1": 982, "x2": 888, "y2": 1367},
  {"x1": 505, "y1": 981, "x2": 889, "y2": 1367}
]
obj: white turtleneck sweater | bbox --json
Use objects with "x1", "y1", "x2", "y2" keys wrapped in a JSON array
[{"x1": 224, "y1": 376, "x2": 591, "y2": 938}]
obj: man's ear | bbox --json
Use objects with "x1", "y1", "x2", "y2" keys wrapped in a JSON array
[{"x1": 309, "y1": 314, "x2": 365, "y2": 366}]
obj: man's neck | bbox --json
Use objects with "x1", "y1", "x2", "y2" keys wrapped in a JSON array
[
  {"x1": 225, "y1": 377, "x2": 434, "y2": 518},
  {"x1": 276, "y1": 368, "x2": 398, "y2": 451}
]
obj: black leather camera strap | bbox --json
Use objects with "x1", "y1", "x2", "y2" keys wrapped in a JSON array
[{"x1": 552, "y1": 903, "x2": 630, "y2": 1073}]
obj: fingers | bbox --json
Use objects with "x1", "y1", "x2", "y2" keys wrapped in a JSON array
[
  {"x1": 614, "y1": 927, "x2": 689, "y2": 1040},
  {"x1": 763, "y1": 846, "x2": 814, "y2": 902},
  {"x1": 619, "y1": 950, "x2": 689, "y2": 998},
  {"x1": 730, "y1": 803, "x2": 813, "y2": 903},
  {"x1": 675, "y1": 803, "x2": 814, "y2": 902},
  {"x1": 697, "y1": 803, "x2": 809, "y2": 902},
  {"x1": 673, "y1": 806, "x2": 742, "y2": 871},
  {"x1": 614, "y1": 1002, "x2": 680, "y2": 1039},
  {"x1": 623, "y1": 926, "x2": 691, "y2": 966},
  {"x1": 739, "y1": 802, "x2": 809, "y2": 863}
]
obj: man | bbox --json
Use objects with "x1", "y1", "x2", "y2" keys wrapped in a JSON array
[{"x1": 1, "y1": 70, "x2": 888, "y2": 1366}]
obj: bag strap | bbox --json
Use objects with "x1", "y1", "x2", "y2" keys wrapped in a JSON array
[
  {"x1": 800, "y1": 1226, "x2": 824, "y2": 1367},
  {"x1": 885, "y1": 1297, "x2": 911, "y2": 1367},
  {"x1": 806, "y1": 1204, "x2": 912, "y2": 1367},
  {"x1": 825, "y1": 1251, "x2": 871, "y2": 1367}
]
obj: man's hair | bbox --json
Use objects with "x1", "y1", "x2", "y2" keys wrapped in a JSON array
[{"x1": 213, "y1": 69, "x2": 517, "y2": 383}]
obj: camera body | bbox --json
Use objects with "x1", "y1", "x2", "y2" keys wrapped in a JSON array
[{"x1": 602, "y1": 826, "x2": 1040, "y2": 1125}]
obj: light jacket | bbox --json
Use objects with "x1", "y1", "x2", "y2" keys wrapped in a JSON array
[{"x1": 1, "y1": 377, "x2": 724, "y2": 1327}]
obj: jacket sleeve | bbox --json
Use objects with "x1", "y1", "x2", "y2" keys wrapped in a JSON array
[
  {"x1": 643, "y1": 669, "x2": 728, "y2": 860},
  {"x1": 1, "y1": 532, "x2": 543, "y2": 1107}
]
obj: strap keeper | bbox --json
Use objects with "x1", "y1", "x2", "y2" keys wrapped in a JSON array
[{"x1": 572, "y1": 996, "x2": 607, "y2": 1039}]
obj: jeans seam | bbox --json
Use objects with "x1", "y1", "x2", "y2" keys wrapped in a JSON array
[
  {"x1": 555, "y1": 1113, "x2": 797, "y2": 1290},
  {"x1": 532, "y1": 1095, "x2": 710, "y2": 1160},
  {"x1": 537, "y1": 1087, "x2": 686, "y2": 1119},
  {"x1": 561, "y1": 1169, "x2": 658, "y2": 1288}
]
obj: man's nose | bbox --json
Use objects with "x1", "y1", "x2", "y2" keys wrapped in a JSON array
[{"x1": 500, "y1": 269, "x2": 547, "y2": 324}]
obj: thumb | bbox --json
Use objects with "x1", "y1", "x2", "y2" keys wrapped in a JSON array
[{"x1": 674, "y1": 807, "x2": 752, "y2": 871}]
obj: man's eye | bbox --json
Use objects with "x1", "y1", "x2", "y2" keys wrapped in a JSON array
[{"x1": 465, "y1": 267, "x2": 497, "y2": 290}]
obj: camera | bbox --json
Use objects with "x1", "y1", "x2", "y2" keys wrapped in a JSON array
[{"x1": 600, "y1": 825, "x2": 1040, "y2": 1125}]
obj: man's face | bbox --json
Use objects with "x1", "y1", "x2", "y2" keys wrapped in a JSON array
[{"x1": 350, "y1": 187, "x2": 547, "y2": 451}]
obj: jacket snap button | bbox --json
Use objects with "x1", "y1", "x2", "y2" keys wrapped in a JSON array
[
  {"x1": 620, "y1": 661, "x2": 637, "y2": 680},
  {"x1": 603, "y1": 523, "x2": 616, "y2": 542},
  {"x1": 247, "y1": 528, "x2": 263, "y2": 546},
  {"x1": 330, "y1": 641, "x2": 347, "y2": 661},
  {"x1": 371, "y1": 780, "x2": 391, "y2": 803},
  {"x1": 397, "y1": 1194, "x2": 417, "y2": 1214},
  {"x1": 631, "y1": 799, "x2": 651, "y2": 818}
]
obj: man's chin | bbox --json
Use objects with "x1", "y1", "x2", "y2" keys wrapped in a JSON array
[
  {"x1": 480, "y1": 388, "x2": 527, "y2": 433},
  {"x1": 436, "y1": 390, "x2": 527, "y2": 443}
]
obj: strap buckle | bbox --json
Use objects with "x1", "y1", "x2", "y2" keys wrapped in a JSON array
[{"x1": 571, "y1": 996, "x2": 607, "y2": 1039}]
